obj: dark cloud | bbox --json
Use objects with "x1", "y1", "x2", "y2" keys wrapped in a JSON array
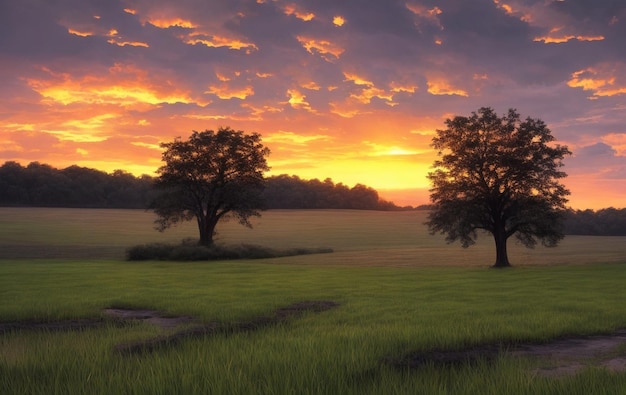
[{"x1": 567, "y1": 142, "x2": 626, "y2": 178}]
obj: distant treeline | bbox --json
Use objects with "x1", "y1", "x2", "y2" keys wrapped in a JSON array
[
  {"x1": 0, "y1": 161, "x2": 155, "y2": 209},
  {"x1": 563, "y1": 208, "x2": 626, "y2": 236},
  {"x1": 261, "y1": 174, "x2": 401, "y2": 210},
  {"x1": 0, "y1": 161, "x2": 401, "y2": 211},
  {"x1": 2, "y1": 161, "x2": 624, "y2": 235}
]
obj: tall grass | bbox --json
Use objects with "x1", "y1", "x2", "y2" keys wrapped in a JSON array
[{"x1": 2, "y1": 260, "x2": 626, "y2": 394}]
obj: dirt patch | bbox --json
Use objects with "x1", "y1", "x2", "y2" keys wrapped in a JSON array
[
  {"x1": 103, "y1": 308, "x2": 194, "y2": 329},
  {"x1": 0, "y1": 309, "x2": 193, "y2": 334},
  {"x1": 390, "y1": 329, "x2": 626, "y2": 376},
  {"x1": 0, "y1": 318, "x2": 114, "y2": 334},
  {"x1": 114, "y1": 300, "x2": 339, "y2": 355},
  {"x1": 513, "y1": 330, "x2": 626, "y2": 377}
]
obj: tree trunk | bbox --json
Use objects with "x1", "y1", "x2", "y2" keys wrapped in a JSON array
[
  {"x1": 492, "y1": 230, "x2": 511, "y2": 268},
  {"x1": 197, "y1": 215, "x2": 217, "y2": 246}
]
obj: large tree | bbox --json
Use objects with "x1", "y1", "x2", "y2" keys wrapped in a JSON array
[
  {"x1": 152, "y1": 127, "x2": 270, "y2": 246},
  {"x1": 426, "y1": 107, "x2": 571, "y2": 267}
]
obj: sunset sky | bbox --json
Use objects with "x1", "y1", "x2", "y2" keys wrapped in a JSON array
[{"x1": 1, "y1": 0, "x2": 625, "y2": 209}]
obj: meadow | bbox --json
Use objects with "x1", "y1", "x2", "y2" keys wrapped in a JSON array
[{"x1": 1, "y1": 207, "x2": 626, "y2": 394}]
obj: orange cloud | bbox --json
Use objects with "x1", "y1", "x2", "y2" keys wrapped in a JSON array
[
  {"x1": 426, "y1": 79, "x2": 469, "y2": 97},
  {"x1": 493, "y1": 1, "x2": 607, "y2": 47},
  {"x1": 264, "y1": 130, "x2": 331, "y2": 145},
  {"x1": 184, "y1": 33, "x2": 258, "y2": 52},
  {"x1": 240, "y1": 103, "x2": 283, "y2": 119},
  {"x1": 68, "y1": 28, "x2": 93, "y2": 37},
  {"x1": 205, "y1": 84, "x2": 254, "y2": 100},
  {"x1": 26, "y1": 64, "x2": 195, "y2": 109},
  {"x1": 602, "y1": 134, "x2": 626, "y2": 156},
  {"x1": 343, "y1": 73, "x2": 416, "y2": 105},
  {"x1": 40, "y1": 123, "x2": 113, "y2": 144},
  {"x1": 351, "y1": 86, "x2": 394, "y2": 105},
  {"x1": 492, "y1": 0, "x2": 533, "y2": 23},
  {"x1": 343, "y1": 72, "x2": 373, "y2": 86},
  {"x1": 4, "y1": 123, "x2": 36, "y2": 132},
  {"x1": 286, "y1": 89, "x2": 314, "y2": 112},
  {"x1": 405, "y1": 3, "x2": 443, "y2": 30},
  {"x1": 43, "y1": 128, "x2": 109, "y2": 143},
  {"x1": 147, "y1": 17, "x2": 197, "y2": 29},
  {"x1": 301, "y1": 81, "x2": 321, "y2": 90},
  {"x1": 342, "y1": 73, "x2": 400, "y2": 105},
  {"x1": 328, "y1": 102, "x2": 369, "y2": 118},
  {"x1": 63, "y1": 19, "x2": 148, "y2": 48},
  {"x1": 390, "y1": 82, "x2": 418, "y2": 93},
  {"x1": 135, "y1": 10, "x2": 257, "y2": 52},
  {"x1": 297, "y1": 36, "x2": 344, "y2": 61},
  {"x1": 534, "y1": 34, "x2": 604, "y2": 44},
  {"x1": 568, "y1": 66, "x2": 626, "y2": 97},
  {"x1": 282, "y1": 4, "x2": 315, "y2": 21},
  {"x1": 107, "y1": 39, "x2": 149, "y2": 47},
  {"x1": 131, "y1": 141, "x2": 161, "y2": 151}
]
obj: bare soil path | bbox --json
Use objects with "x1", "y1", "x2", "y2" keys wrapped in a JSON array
[{"x1": 391, "y1": 329, "x2": 626, "y2": 376}]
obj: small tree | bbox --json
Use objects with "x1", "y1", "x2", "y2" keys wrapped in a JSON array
[
  {"x1": 152, "y1": 127, "x2": 270, "y2": 246},
  {"x1": 426, "y1": 107, "x2": 571, "y2": 267}
]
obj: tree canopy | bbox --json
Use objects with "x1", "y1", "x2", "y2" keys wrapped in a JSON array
[
  {"x1": 426, "y1": 107, "x2": 571, "y2": 267},
  {"x1": 152, "y1": 128, "x2": 270, "y2": 246}
]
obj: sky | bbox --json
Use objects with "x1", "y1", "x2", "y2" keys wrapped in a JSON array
[{"x1": 1, "y1": 0, "x2": 625, "y2": 209}]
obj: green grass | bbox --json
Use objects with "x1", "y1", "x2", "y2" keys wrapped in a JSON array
[
  {"x1": 2, "y1": 261, "x2": 626, "y2": 394},
  {"x1": 1, "y1": 208, "x2": 626, "y2": 394}
]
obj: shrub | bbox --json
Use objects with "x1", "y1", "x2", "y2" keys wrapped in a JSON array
[{"x1": 126, "y1": 242, "x2": 332, "y2": 261}]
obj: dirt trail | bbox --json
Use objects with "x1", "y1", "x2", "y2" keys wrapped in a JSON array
[
  {"x1": 391, "y1": 329, "x2": 626, "y2": 376},
  {"x1": 513, "y1": 330, "x2": 626, "y2": 376},
  {"x1": 103, "y1": 308, "x2": 194, "y2": 329},
  {"x1": 4, "y1": 305, "x2": 625, "y2": 376},
  {"x1": 0, "y1": 301, "x2": 340, "y2": 355},
  {"x1": 113, "y1": 300, "x2": 339, "y2": 354}
]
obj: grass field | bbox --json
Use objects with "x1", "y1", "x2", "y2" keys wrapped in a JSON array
[{"x1": 1, "y1": 208, "x2": 626, "y2": 394}]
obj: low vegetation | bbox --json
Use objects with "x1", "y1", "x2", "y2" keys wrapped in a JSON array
[{"x1": 126, "y1": 241, "x2": 333, "y2": 261}]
